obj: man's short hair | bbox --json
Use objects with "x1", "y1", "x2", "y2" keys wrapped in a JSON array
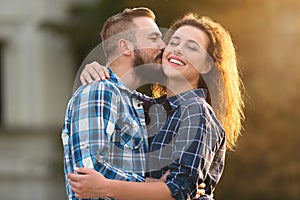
[{"x1": 100, "y1": 7, "x2": 156, "y2": 61}]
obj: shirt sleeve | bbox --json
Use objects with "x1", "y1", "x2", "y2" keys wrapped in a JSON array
[
  {"x1": 64, "y1": 82, "x2": 144, "y2": 200},
  {"x1": 165, "y1": 102, "x2": 221, "y2": 200}
]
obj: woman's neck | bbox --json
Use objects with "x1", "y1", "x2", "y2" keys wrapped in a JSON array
[{"x1": 166, "y1": 79, "x2": 198, "y2": 98}]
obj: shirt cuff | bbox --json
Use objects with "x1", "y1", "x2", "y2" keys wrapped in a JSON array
[{"x1": 166, "y1": 179, "x2": 194, "y2": 200}]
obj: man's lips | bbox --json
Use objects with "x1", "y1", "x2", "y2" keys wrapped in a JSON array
[
  {"x1": 155, "y1": 50, "x2": 163, "y2": 60},
  {"x1": 168, "y1": 56, "x2": 186, "y2": 66}
]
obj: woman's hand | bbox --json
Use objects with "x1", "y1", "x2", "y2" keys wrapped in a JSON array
[
  {"x1": 80, "y1": 61, "x2": 110, "y2": 85},
  {"x1": 68, "y1": 168, "x2": 110, "y2": 199}
]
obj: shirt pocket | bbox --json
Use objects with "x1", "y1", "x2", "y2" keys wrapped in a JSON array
[
  {"x1": 112, "y1": 114, "x2": 144, "y2": 150},
  {"x1": 120, "y1": 124, "x2": 144, "y2": 150}
]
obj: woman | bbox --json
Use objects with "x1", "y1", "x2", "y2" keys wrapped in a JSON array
[{"x1": 69, "y1": 14, "x2": 244, "y2": 199}]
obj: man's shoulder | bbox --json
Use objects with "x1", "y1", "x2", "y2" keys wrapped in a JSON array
[{"x1": 73, "y1": 80, "x2": 120, "y2": 98}]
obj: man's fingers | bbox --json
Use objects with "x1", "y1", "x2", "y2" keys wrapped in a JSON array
[
  {"x1": 160, "y1": 170, "x2": 170, "y2": 181},
  {"x1": 197, "y1": 189, "x2": 205, "y2": 195},
  {"x1": 193, "y1": 193, "x2": 200, "y2": 199},
  {"x1": 199, "y1": 183, "x2": 206, "y2": 189},
  {"x1": 192, "y1": 189, "x2": 205, "y2": 199},
  {"x1": 192, "y1": 183, "x2": 206, "y2": 199}
]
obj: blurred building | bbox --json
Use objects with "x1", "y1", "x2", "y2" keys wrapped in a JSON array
[{"x1": 0, "y1": 0, "x2": 91, "y2": 199}]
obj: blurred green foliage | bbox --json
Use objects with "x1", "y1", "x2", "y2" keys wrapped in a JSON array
[{"x1": 42, "y1": 0, "x2": 300, "y2": 199}]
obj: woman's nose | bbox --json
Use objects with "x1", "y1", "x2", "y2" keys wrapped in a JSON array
[{"x1": 172, "y1": 45, "x2": 183, "y2": 55}]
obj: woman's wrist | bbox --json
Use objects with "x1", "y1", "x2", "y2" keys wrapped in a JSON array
[{"x1": 102, "y1": 178, "x2": 115, "y2": 198}]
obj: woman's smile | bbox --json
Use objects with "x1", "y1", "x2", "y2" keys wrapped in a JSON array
[{"x1": 167, "y1": 55, "x2": 186, "y2": 67}]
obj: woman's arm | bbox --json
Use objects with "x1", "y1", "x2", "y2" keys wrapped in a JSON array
[
  {"x1": 69, "y1": 168, "x2": 174, "y2": 200},
  {"x1": 106, "y1": 179, "x2": 173, "y2": 200}
]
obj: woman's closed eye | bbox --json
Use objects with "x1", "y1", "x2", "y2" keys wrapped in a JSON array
[
  {"x1": 186, "y1": 41, "x2": 201, "y2": 52},
  {"x1": 168, "y1": 38, "x2": 180, "y2": 46}
]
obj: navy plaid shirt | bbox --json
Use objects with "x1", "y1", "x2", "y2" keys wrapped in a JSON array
[
  {"x1": 62, "y1": 68, "x2": 148, "y2": 200},
  {"x1": 147, "y1": 89, "x2": 226, "y2": 200}
]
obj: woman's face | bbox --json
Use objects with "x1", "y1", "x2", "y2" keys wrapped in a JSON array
[{"x1": 162, "y1": 25, "x2": 210, "y2": 88}]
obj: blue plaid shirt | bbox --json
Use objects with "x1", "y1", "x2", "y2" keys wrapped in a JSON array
[
  {"x1": 62, "y1": 68, "x2": 148, "y2": 200},
  {"x1": 147, "y1": 89, "x2": 226, "y2": 200}
]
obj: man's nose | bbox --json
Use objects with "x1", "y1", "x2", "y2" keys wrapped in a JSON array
[
  {"x1": 159, "y1": 39, "x2": 166, "y2": 49},
  {"x1": 172, "y1": 45, "x2": 183, "y2": 55}
]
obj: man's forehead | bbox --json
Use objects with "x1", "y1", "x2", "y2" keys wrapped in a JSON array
[
  {"x1": 133, "y1": 16, "x2": 159, "y2": 29},
  {"x1": 135, "y1": 27, "x2": 162, "y2": 36},
  {"x1": 132, "y1": 17, "x2": 162, "y2": 37}
]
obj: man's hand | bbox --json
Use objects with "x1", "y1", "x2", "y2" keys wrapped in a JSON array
[
  {"x1": 145, "y1": 170, "x2": 170, "y2": 182},
  {"x1": 160, "y1": 170, "x2": 170, "y2": 181},
  {"x1": 193, "y1": 183, "x2": 206, "y2": 199},
  {"x1": 80, "y1": 61, "x2": 110, "y2": 85},
  {"x1": 68, "y1": 168, "x2": 109, "y2": 199}
]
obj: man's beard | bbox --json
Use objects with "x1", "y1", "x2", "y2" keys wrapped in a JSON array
[
  {"x1": 132, "y1": 49, "x2": 161, "y2": 67},
  {"x1": 132, "y1": 49, "x2": 166, "y2": 85}
]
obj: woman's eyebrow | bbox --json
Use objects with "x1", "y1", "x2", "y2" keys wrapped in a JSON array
[{"x1": 170, "y1": 36, "x2": 180, "y2": 40}]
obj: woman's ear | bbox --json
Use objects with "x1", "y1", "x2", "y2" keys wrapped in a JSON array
[
  {"x1": 200, "y1": 56, "x2": 213, "y2": 74},
  {"x1": 118, "y1": 39, "x2": 133, "y2": 55},
  {"x1": 200, "y1": 64, "x2": 212, "y2": 74}
]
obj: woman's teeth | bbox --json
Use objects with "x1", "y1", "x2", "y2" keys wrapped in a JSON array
[{"x1": 169, "y1": 58, "x2": 184, "y2": 66}]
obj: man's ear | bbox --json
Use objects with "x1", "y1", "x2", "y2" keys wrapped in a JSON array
[{"x1": 118, "y1": 39, "x2": 133, "y2": 55}]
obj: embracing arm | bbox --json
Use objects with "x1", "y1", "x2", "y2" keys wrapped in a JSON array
[
  {"x1": 106, "y1": 179, "x2": 173, "y2": 200},
  {"x1": 69, "y1": 168, "x2": 174, "y2": 200}
]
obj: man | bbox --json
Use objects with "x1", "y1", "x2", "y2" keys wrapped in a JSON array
[{"x1": 62, "y1": 7, "x2": 165, "y2": 200}]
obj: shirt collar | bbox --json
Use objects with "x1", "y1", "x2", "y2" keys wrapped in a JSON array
[
  {"x1": 168, "y1": 88, "x2": 208, "y2": 109},
  {"x1": 107, "y1": 67, "x2": 135, "y2": 94}
]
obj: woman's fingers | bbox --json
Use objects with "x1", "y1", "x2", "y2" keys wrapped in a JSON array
[
  {"x1": 103, "y1": 67, "x2": 110, "y2": 79},
  {"x1": 94, "y1": 65, "x2": 109, "y2": 80},
  {"x1": 80, "y1": 61, "x2": 109, "y2": 85}
]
